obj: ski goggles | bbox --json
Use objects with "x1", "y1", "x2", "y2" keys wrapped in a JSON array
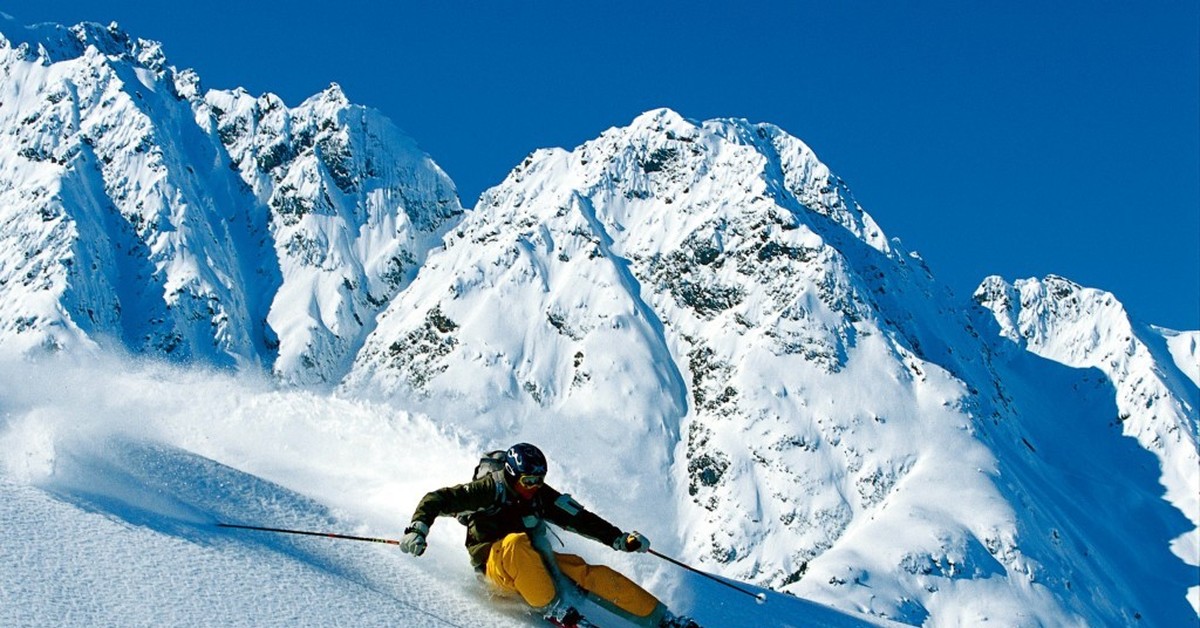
[{"x1": 517, "y1": 473, "x2": 545, "y2": 488}]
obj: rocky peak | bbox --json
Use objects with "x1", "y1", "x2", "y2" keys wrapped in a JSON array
[
  {"x1": 315, "y1": 81, "x2": 349, "y2": 106},
  {"x1": 0, "y1": 18, "x2": 462, "y2": 385},
  {"x1": 347, "y1": 109, "x2": 993, "y2": 603},
  {"x1": 0, "y1": 19, "x2": 158, "y2": 71},
  {"x1": 975, "y1": 274, "x2": 1131, "y2": 356},
  {"x1": 625, "y1": 106, "x2": 696, "y2": 137}
]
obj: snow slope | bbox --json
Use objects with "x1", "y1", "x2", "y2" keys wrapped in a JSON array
[{"x1": 0, "y1": 354, "x2": 886, "y2": 628}]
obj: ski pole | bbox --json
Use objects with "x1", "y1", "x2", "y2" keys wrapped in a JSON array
[
  {"x1": 217, "y1": 522, "x2": 402, "y2": 546},
  {"x1": 648, "y1": 549, "x2": 767, "y2": 604}
]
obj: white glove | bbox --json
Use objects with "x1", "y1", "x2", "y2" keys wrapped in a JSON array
[
  {"x1": 614, "y1": 530, "x2": 650, "y2": 553},
  {"x1": 400, "y1": 521, "x2": 429, "y2": 556}
]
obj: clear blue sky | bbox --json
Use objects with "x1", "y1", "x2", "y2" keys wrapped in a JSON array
[{"x1": 10, "y1": 1, "x2": 1199, "y2": 329}]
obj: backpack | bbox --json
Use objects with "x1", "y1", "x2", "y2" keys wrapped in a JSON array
[
  {"x1": 455, "y1": 450, "x2": 508, "y2": 525},
  {"x1": 472, "y1": 450, "x2": 507, "y2": 481}
]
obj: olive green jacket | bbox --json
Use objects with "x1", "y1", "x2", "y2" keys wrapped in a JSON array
[{"x1": 410, "y1": 471, "x2": 623, "y2": 569}]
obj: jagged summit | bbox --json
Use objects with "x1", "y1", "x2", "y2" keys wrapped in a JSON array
[
  {"x1": 0, "y1": 19, "x2": 160, "y2": 69},
  {"x1": 974, "y1": 274, "x2": 1197, "y2": 400},
  {"x1": 0, "y1": 18, "x2": 463, "y2": 383},
  {"x1": 318, "y1": 81, "x2": 348, "y2": 103},
  {"x1": 975, "y1": 273, "x2": 1198, "y2": 517},
  {"x1": 624, "y1": 106, "x2": 695, "y2": 135}
]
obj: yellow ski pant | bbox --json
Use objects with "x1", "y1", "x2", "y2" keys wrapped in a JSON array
[{"x1": 485, "y1": 532, "x2": 660, "y2": 618}]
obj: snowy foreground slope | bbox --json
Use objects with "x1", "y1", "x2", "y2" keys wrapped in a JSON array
[
  {"x1": 0, "y1": 356, "x2": 887, "y2": 628},
  {"x1": 0, "y1": 17, "x2": 1197, "y2": 628}
]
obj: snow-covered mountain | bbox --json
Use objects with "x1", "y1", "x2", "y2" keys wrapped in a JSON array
[
  {"x1": 344, "y1": 108, "x2": 1198, "y2": 624},
  {"x1": 0, "y1": 18, "x2": 462, "y2": 384},
  {"x1": 974, "y1": 274, "x2": 1199, "y2": 608},
  {"x1": 0, "y1": 17, "x2": 1196, "y2": 628}
]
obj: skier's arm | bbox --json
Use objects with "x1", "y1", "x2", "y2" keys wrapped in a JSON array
[
  {"x1": 410, "y1": 476, "x2": 501, "y2": 529},
  {"x1": 540, "y1": 484, "x2": 625, "y2": 547}
]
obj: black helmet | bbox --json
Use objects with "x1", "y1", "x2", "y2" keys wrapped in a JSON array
[{"x1": 504, "y1": 443, "x2": 547, "y2": 482}]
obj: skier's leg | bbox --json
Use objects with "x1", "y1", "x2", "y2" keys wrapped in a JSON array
[
  {"x1": 553, "y1": 553, "x2": 668, "y2": 626},
  {"x1": 485, "y1": 533, "x2": 558, "y2": 607}
]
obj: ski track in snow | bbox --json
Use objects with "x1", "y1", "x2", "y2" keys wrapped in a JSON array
[{"x1": 0, "y1": 355, "x2": 886, "y2": 628}]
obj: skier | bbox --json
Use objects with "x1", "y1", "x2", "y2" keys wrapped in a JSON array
[{"x1": 399, "y1": 442, "x2": 700, "y2": 628}]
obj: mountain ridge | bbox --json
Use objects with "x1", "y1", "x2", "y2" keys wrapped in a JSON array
[{"x1": 0, "y1": 17, "x2": 463, "y2": 383}]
